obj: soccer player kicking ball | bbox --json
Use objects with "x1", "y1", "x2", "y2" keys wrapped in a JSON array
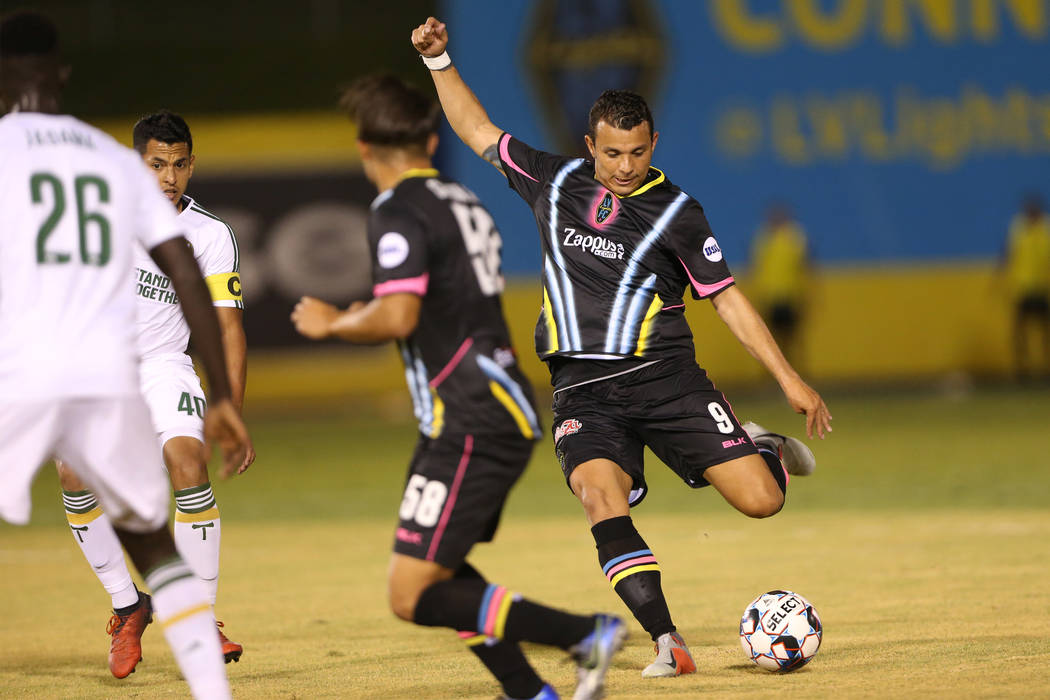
[
  {"x1": 292, "y1": 74, "x2": 625, "y2": 700},
  {"x1": 0, "y1": 11, "x2": 252, "y2": 700},
  {"x1": 411, "y1": 16, "x2": 833, "y2": 679},
  {"x1": 54, "y1": 111, "x2": 254, "y2": 677}
]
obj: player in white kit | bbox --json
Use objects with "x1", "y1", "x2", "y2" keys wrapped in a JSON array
[
  {"x1": 0, "y1": 12, "x2": 252, "y2": 699},
  {"x1": 53, "y1": 110, "x2": 254, "y2": 677}
]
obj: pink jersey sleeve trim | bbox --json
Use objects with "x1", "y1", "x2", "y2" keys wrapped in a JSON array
[
  {"x1": 499, "y1": 133, "x2": 538, "y2": 183},
  {"x1": 373, "y1": 273, "x2": 429, "y2": 298},
  {"x1": 678, "y1": 257, "x2": 734, "y2": 297}
]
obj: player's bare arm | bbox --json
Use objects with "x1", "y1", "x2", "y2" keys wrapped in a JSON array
[
  {"x1": 710, "y1": 285, "x2": 833, "y2": 439},
  {"x1": 216, "y1": 306, "x2": 255, "y2": 473},
  {"x1": 150, "y1": 237, "x2": 253, "y2": 475},
  {"x1": 292, "y1": 293, "x2": 422, "y2": 345},
  {"x1": 411, "y1": 17, "x2": 504, "y2": 172}
]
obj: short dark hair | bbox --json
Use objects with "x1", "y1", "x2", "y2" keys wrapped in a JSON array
[
  {"x1": 133, "y1": 111, "x2": 193, "y2": 154},
  {"x1": 0, "y1": 11, "x2": 58, "y2": 58},
  {"x1": 338, "y1": 74, "x2": 439, "y2": 150},
  {"x1": 588, "y1": 89, "x2": 654, "y2": 139}
]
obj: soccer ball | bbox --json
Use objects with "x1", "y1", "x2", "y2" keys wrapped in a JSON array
[{"x1": 739, "y1": 590, "x2": 822, "y2": 672}]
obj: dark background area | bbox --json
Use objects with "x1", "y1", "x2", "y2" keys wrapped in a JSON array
[{"x1": 3, "y1": 0, "x2": 437, "y2": 117}]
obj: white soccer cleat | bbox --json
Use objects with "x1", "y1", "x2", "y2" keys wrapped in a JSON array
[
  {"x1": 641, "y1": 631, "x2": 696, "y2": 678},
  {"x1": 742, "y1": 421, "x2": 816, "y2": 476}
]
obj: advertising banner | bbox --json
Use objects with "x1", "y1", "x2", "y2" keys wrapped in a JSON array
[
  {"x1": 187, "y1": 171, "x2": 375, "y2": 348},
  {"x1": 440, "y1": 0, "x2": 1050, "y2": 268}
]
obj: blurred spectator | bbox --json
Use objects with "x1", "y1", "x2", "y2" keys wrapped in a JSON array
[
  {"x1": 750, "y1": 202, "x2": 810, "y2": 365},
  {"x1": 1002, "y1": 194, "x2": 1050, "y2": 379}
]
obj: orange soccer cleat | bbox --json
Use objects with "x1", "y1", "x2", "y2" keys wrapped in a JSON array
[
  {"x1": 216, "y1": 620, "x2": 243, "y2": 663},
  {"x1": 107, "y1": 592, "x2": 153, "y2": 678}
]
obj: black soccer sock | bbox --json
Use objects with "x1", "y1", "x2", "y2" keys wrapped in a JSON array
[
  {"x1": 413, "y1": 578, "x2": 595, "y2": 649},
  {"x1": 592, "y1": 515, "x2": 675, "y2": 641},
  {"x1": 758, "y1": 447, "x2": 788, "y2": 494},
  {"x1": 454, "y1": 563, "x2": 544, "y2": 700}
]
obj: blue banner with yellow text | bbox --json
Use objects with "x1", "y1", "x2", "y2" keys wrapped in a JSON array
[{"x1": 439, "y1": 0, "x2": 1050, "y2": 269}]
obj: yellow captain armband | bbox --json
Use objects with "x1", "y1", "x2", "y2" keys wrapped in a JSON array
[{"x1": 206, "y1": 272, "x2": 243, "y2": 304}]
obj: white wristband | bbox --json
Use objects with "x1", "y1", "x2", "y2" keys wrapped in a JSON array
[{"x1": 421, "y1": 51, "x2": 452, "y2": 71}]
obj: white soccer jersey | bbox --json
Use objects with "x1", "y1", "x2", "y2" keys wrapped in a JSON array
[
  {"x1": 0, "y1": 113, "x2": 182, "y2": 399},
  {"x1": 134, "y1": 195, "x2": 242, "y2": 360}
]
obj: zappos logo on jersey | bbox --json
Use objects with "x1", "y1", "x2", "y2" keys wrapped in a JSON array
[
  {"x1": 702, "y1": 236, "x2": 723, "y2": 262},
  {"x1": 377, "y1": 232, "x2": 410, "y2": 269},
  {"x1": 562, "y1": 227, "x2": 624, "y2": 260}
]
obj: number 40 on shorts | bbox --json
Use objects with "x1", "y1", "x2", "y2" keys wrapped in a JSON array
[{"x1": 177, "y1": 391, "x2": 207, "y2": 418}]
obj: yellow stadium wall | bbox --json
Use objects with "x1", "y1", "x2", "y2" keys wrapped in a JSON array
[{"x1": 246, "y1": 261, "x2": 1012, "y2": 406}]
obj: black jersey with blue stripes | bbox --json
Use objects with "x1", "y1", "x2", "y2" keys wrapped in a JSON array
[
  {"x1": 368, "y1": 170, "x2": 540, "y2": 440},
  {"x1": 496, "y1": 133, "x2": 735, "y2": 384}
]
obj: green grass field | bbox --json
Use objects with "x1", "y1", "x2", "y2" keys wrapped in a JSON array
[{"x1": 2, "y1": 385, "x2": 1049, "y2": 698}]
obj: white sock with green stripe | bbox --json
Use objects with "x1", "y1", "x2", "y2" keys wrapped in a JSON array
[
  {"x1": 61, "y1": 489, "x2": 138, "y2": 610},
  {"x1": 173, "y1": 483, "x2": 221, "y2": 607},
  {"x1": 146, "y1": 556, "x2": 230, "y2": 700}
]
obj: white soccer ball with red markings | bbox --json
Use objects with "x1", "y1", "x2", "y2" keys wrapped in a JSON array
[{"x1": 739, "y1": 590, "x2": 822, "y2": 672}]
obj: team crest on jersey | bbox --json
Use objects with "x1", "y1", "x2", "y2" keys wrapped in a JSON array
[
  {"x1": 590, "y1": 189, "x2": 620, "y2": 228},
  {"x1": 554, "y1": 418, "x2": 583, "y2": 443},
  {"x1": 596, "y1": 192, "x2": 614, "y2": 224}
]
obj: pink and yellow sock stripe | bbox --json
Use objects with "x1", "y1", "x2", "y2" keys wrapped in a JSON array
[
  {"x1": 457, "y1": 630, "x2": 492, "y2": 647},
  {"x1": 476, "y1": 584, "x2": 517, "y2": 639},
  {"x1": 603, "y1": 549, "x2": 660, "y2": 587}
]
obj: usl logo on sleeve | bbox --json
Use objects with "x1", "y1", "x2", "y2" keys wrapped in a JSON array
[
  {"x1": 702, "y1": 236, "x2": 723, "y2": 262},
  {"x1": 377, "y1": 232, "x2": 410, "y2": 269}
]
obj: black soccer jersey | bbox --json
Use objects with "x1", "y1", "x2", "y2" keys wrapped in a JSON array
[
  {"x1": 369, "y1": 169, "x2": 540, "y2": 440},
  {"x1": 496, "y1": 133, "x2": 735, "y2": 379}
]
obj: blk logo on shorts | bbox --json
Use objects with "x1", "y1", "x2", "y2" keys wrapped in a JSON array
[
  {"x1": 396, "y1": 527, "x2": 423, "y2": 545},
  {"x1": 555, "y1": 418, "x2": 583, "y2": 443}
]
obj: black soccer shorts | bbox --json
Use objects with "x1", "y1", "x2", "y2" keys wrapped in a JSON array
[
  {"x1": 551, "y1": 358, "x2": 758, "y2": 506},
  {"x1": 392, "y1": 431, "x2": 534, "y2": 569}
]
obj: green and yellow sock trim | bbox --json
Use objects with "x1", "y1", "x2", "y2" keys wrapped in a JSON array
[{"x1": 62, "y1": 489, "x2": 103, "y2": 524}]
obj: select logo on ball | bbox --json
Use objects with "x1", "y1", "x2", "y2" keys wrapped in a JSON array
[{"x1": 739, "y1": 590, "x2": 822, "y2": 672}]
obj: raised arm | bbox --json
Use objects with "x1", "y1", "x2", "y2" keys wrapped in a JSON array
[
  {"x1": 709, "y1": 285, "x2": 833, "y2": 439},
  {"x1": 411, "y1": 16, "x2": 505, "y2": 171}
]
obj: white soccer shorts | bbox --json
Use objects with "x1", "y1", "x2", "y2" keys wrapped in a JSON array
[
  {"x1": 140, "y1": 356, "x2": 206, "y2": 447},
  {"x1": 0, "y1": 396, "x2": 170, "y2": 531}
]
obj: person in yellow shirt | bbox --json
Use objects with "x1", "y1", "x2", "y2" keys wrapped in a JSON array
[
  {"x1": 750, "y1": 203, "x2": 810, "y2": 365},
  {"x1": 1003, "y1": 194, "x2": 1050, "y2": 379}
]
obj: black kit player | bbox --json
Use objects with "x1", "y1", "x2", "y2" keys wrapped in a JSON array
[
  {"x1": 411, "y1": 17, "x2": 833, "y2": 679},
  {"x1": 291, "y1": 75, "x2": 625, "y2": 700}
]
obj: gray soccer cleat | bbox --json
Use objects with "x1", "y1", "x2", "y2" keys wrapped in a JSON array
[
  {"x1": 742, "y1": 421, "x2": 816, "y2": 476},
  {"x1": 569, "y1": 614, "x2": 628, "y2": 700},
  {"x1": 641, "y1": 631, "x2": 697, "y2": 678}
]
